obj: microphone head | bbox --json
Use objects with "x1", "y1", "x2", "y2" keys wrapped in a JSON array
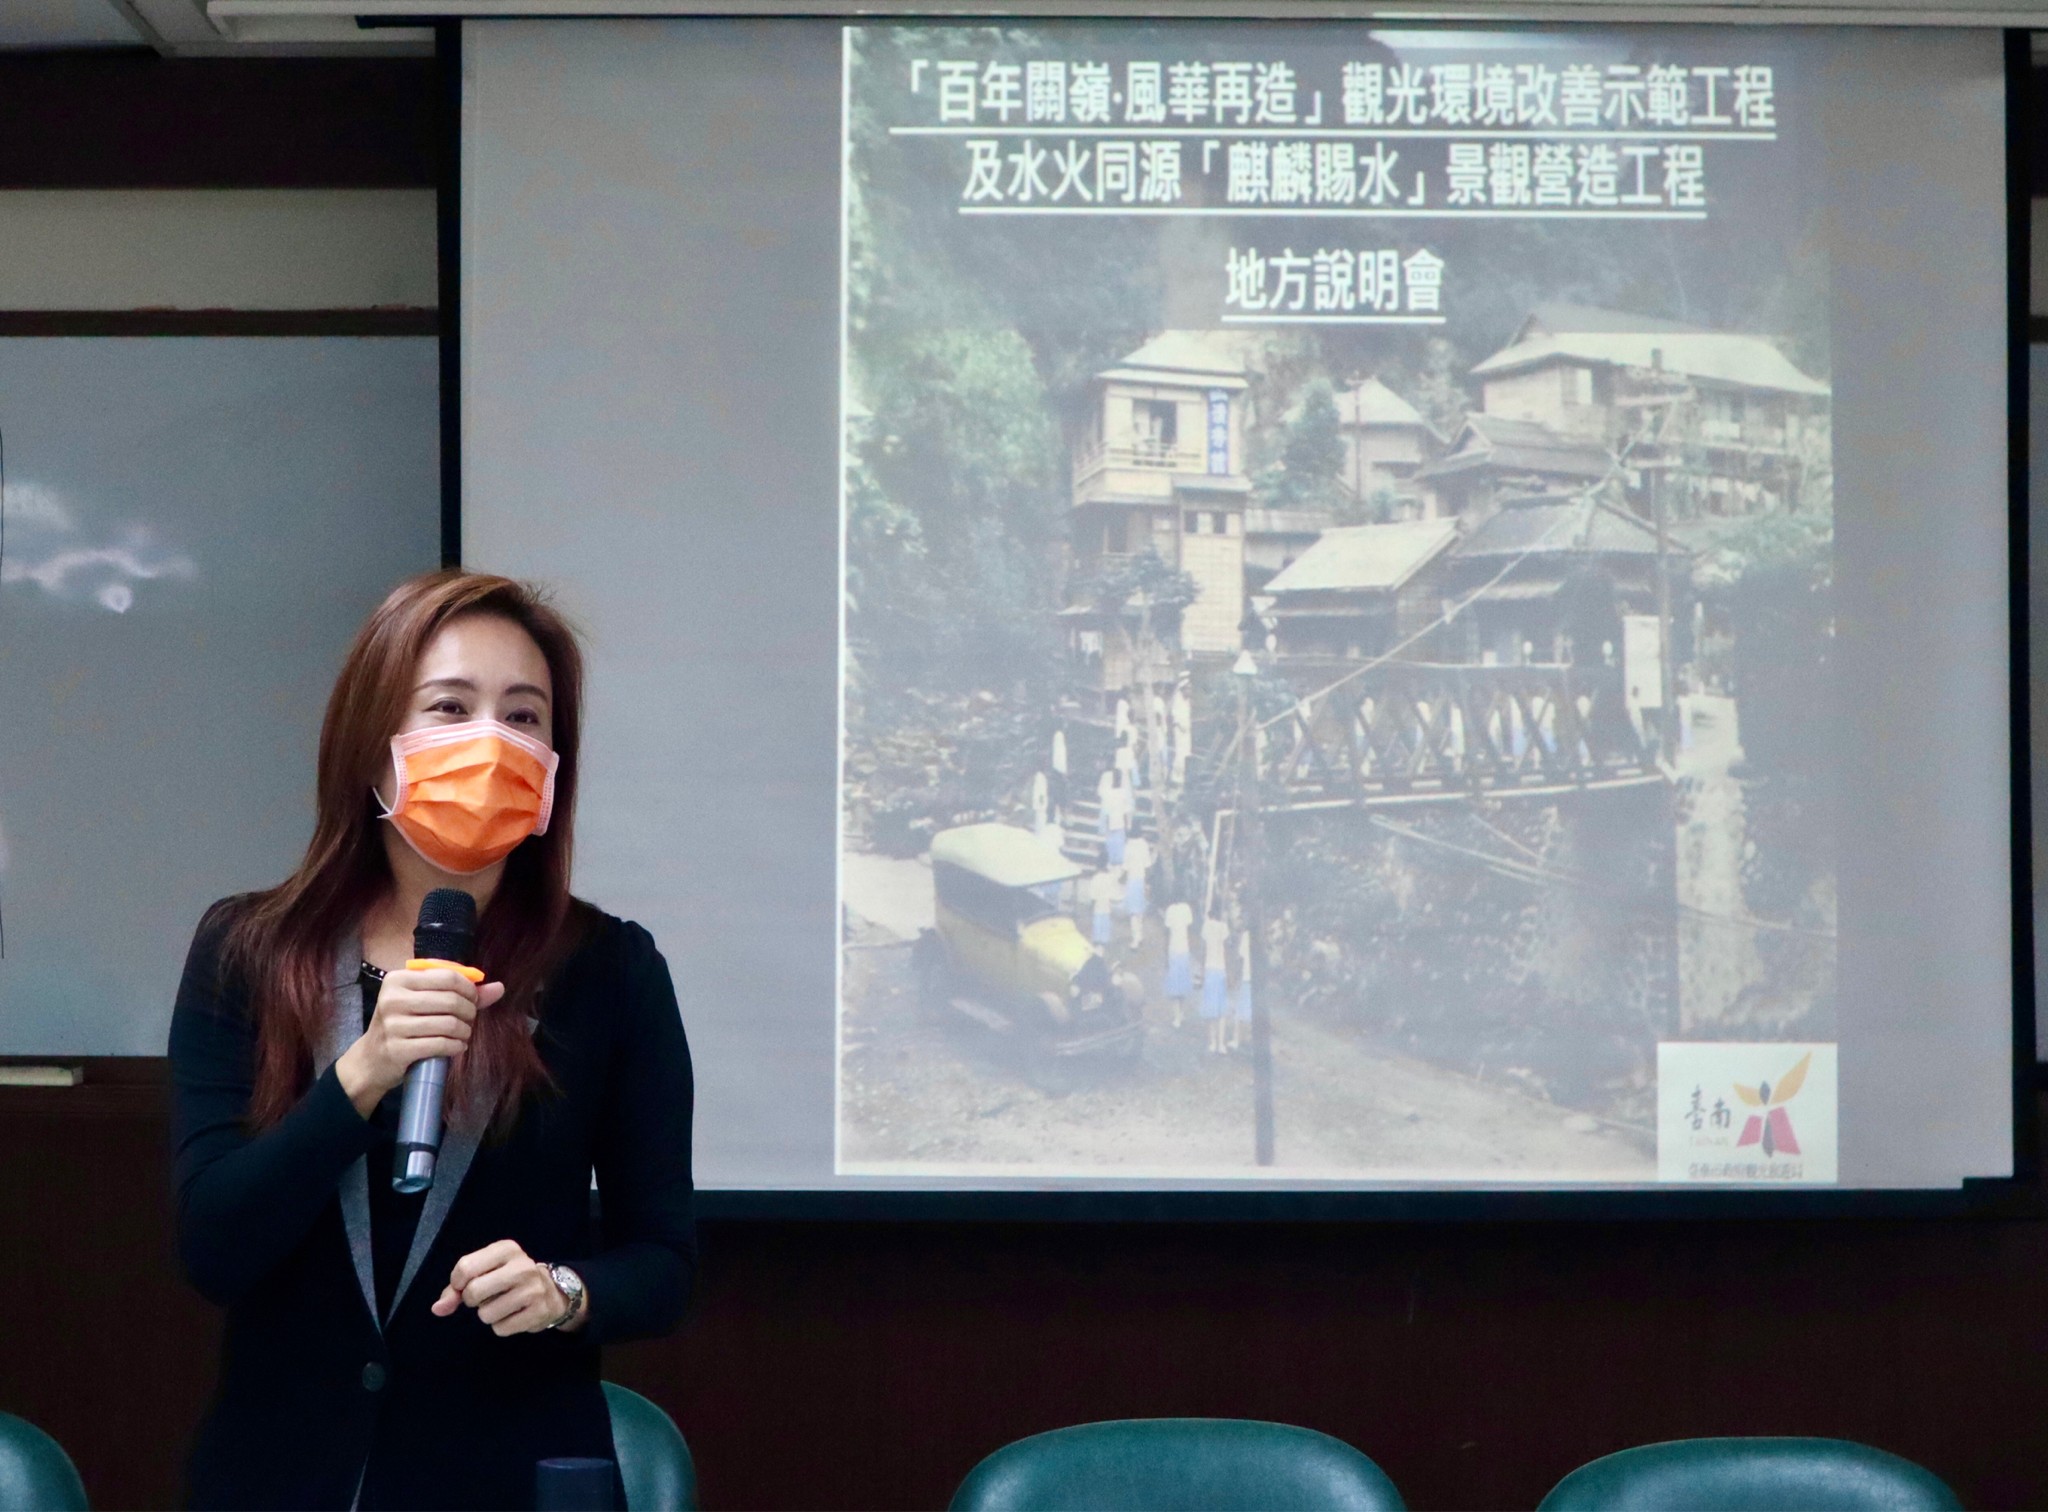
[{"x1": 413, "y1": 887, "x2": 478, "y2": 965}]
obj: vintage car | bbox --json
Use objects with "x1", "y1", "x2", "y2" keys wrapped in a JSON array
[{"x1": 912, "y1": 823, "x2": 1143, "y2": 1060}]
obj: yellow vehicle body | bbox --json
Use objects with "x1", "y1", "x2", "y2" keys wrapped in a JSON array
[
  {"x1": 935, "y1": 900, "x2": 1097, "y2": 1011},
  {"x1": 920, "y1": 823, "x2": 1140, "y2": 1056}
]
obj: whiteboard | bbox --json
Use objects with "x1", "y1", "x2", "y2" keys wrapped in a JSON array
[{"x1": 0, "y1": 337, "x2": 439, "y2": 1056}]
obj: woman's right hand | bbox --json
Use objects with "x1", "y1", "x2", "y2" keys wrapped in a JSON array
[{"x1": 335, "y1": 968, "x2": 506, "y2": 1118}]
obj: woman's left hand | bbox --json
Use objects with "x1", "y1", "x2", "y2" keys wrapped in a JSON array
[{"x1": 431, "y1": 1240, "x2": 579, "y2": 1335}]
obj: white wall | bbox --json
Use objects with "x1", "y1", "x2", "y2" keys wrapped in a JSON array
[
  {"x1": 0, "y1": 189, "x2": 436, "y2": 309},
  {"x1": 2035, "y1": 197, "x2": 2048, "y2": 318},
  {"x1": 0, "y1": 184, "x2": 2029, "y2": 317}
]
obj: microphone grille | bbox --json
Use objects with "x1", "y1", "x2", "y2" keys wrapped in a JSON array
[
  {"x1": 414, "y1": 888, "x2": 478, "y2": 964},
  {"x1": 419, "y1": 888, "x2": 478, "y2": 934}
]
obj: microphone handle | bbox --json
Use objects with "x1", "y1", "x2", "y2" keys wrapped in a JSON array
[{"x1": 394, "y1": 1055, "x2": 449, "y2": 1195}]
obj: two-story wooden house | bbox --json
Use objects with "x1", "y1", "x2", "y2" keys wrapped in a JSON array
[
  {"x1": 1066, "y1": 332, "x2": 1255, "y2": 686},
  {"x1": 1262, "y1": 518, "x2": 1459, "y2": 661},
  {"x1": 1467, "y1": 303, "x2": 1830, "y2": 516},
  {"x1": 1333, "y1": 376, "x2": 1445, "y2": 514},
  {"x1": 1416, "y1": 413, "x2": 1612, "y2": 523}
]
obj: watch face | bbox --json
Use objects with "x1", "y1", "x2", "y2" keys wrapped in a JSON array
[{"x1": 546, "y1": 1265, "x2": 584, "y2": 1329}]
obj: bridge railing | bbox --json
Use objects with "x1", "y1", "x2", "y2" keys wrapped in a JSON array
[{"x1": 1260, "y1": 659, "x2": 1655, "y2": 802}]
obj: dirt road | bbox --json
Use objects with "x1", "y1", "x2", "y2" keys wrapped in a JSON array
[{"x1": 839, "y1": 915, "x2": 1653, "y2": 1182}]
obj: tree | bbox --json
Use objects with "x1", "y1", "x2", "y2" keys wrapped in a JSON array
[
  {"x1": 1260, "y1": 379, "x2": 1348, "y2": 513},
  {"x1": 1284, "y1": 381, "x2": 1346, "y2": 490},
  {"x1": 854, "y1": 324, "x2": 1067, "y2": 705},
  {"x1": 1694, "y1": 508, "x2": 1832, "y2": 777},
  {"x1": 1405, "y1": 337, "x2": 1472, "y2": 444},
  {"x1": 1334, "y1": 483, "x2": 1405, "y2": 527}
]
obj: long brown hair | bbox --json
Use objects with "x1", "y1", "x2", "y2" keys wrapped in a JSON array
[{"x1": 225, "y1": 570, "x2": 588, "y2": 1131}]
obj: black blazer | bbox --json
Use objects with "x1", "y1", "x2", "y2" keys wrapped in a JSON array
[{"x1": 169, "y1": 901, "x2": 696, "y2": 1511}]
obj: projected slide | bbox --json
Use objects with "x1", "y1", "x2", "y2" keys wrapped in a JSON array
[
  {"x1": 837, "y1": 27, "x2": 1840, "y2": 1184},
  {"x1": 465, "y1": 17, "x2": 2008, "y2": 1193}
]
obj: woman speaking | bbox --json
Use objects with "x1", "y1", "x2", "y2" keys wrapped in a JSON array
[{"x1": 168, "y1": 571, "x2": 695, "y2": 1510}]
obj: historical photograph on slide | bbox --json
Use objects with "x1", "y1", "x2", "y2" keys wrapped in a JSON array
[{"x1": 836, "y1": 23, "x2": 1838, "y2": 1183}]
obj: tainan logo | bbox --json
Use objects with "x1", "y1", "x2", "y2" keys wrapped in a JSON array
[{"x1": 1733, "y1": 1051, "x2": 1811, "y2": 1158}]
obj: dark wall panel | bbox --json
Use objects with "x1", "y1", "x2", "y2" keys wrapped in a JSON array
[
  {"x1": 0, "y1": 1067, "x2": 215, "y2": 1512},
  {"x1": 3, "y1": 1067, "x2": 2046, "y2": 1511},
  {"x1": 0, "y1": 53, "x2": 433, "y2": 189}
]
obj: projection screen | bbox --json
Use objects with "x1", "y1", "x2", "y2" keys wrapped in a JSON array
[{"x1": 461, "y1": 19, "x2": 2021, "y2": 1200}]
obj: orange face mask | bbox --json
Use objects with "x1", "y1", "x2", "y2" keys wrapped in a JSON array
[{"x1": 378, "y1": 719, "x2": 560, "y2": 876}]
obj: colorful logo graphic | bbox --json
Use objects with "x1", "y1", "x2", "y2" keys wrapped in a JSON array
[
  {"x1": 1658, "y1": 1043, "x2": 1835, "y2": 1184},
  {"x1": 1732, "y1": 1051, "x2": 1811, "y2": 1158}
]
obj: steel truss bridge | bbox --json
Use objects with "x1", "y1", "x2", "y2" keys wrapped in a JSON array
[{"x1": 1252, "y1": 659, "x2": 1669, "y2": 816}]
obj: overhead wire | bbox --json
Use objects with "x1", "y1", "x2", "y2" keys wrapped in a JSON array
[
  {"x1": 1369, "y1": 814, "x2": 1836, "y2": 941},
  {"x1": 1249, "y1": 387, "x2": 1693, "y2": 739}
]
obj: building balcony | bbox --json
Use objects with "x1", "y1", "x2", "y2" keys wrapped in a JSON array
[
  {"x1": 1073, "y1": 439, "x2": 1211, "y2": 491},
  {"x1": 1073, "y1": 550, "x2": 1142, "y2": 576},
  {"x1": 1690, "y1": 419, "x2": 1792, "y2": 454}
]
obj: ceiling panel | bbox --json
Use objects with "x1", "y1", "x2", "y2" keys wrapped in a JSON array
[{"x1": 0, "y1": 0, "x2": 144, "y2": 48}]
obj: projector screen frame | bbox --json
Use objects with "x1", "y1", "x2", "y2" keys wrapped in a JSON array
[{"x1": 442, "y1": 17, "x2": 2042, "y2": 1220}]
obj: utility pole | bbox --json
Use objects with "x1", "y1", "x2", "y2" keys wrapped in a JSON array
[
  {"x1": 1234, "y1": 648, "x2": 1275, "y2": 1166},
  {"x1": 1651, "y1": 461, "x2": 1678, "y2": 758},
  {"x1": 1617, "y1": 378, "x2": 1686, "y2": 760}
]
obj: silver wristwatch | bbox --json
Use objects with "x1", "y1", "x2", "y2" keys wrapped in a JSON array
[{"x1": 545, "y1": 1263, "x2": 587, "y2": 1330}]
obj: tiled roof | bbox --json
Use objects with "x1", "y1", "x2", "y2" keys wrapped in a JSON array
[
  {"x1": 1333, "y1": 377, "x2": 1443, "y2": 439},
  {"x1": 1454, "y1": 493, "x2": 1663, "y2": 559},
  {"x1": 1265, "y1": 519, "x2": 1459, "y2": 594},
  {"x1": 1474, "y1": 310, "x2": 1829, "y2": 397},
  {"x1": 1104, "y1": 330, "x2": 1256, "y2": 386},
  {"x1": 1419, "y1": 414, "x2": 1612, "y2": 482}
]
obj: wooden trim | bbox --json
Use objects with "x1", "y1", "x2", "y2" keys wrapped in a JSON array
[
  {"x1": 0, "y1": 309, "x2": 438, "y2": 337},
  {"x1": 438, "y1": 21, "x2": 463, "y2": 566},
  {"x1": 0, "y1": 1056, "x2": 168, "y2": 1122},
  {"x1": 0, "y1": 54, "x2": 435, "y2": 190}
]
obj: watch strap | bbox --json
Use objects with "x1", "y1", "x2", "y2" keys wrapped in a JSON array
[{"x1": 545, "y1": 1263, "x2": 586, "y2": 1330}]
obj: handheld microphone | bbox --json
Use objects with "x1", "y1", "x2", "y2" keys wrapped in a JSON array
[
  {"x1": 535, "y1": 1457, "x2": 620, "y2": 1512},
  {"x1": 393, "y1": 887, "x2": 478, "y2": 1194}
]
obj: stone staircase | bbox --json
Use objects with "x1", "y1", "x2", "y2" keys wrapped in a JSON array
[{"x1": 1056, "y1": 789, "x2": 1165, "y2": 870}]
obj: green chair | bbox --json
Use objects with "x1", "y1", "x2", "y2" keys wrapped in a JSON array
[
  {"x1": 602, "y1": 1383, "x2": 697, "y2": 1512},
  {"x1": 1538, "y1": 1437, "x2": 1961, "y2": 1511},
  {"x1": 0, "y1": 1412, "x2": 87, "y2": 1512},
  {"x1": 949, "y1": 1418, "x2": 1405, "y2": 1512}
]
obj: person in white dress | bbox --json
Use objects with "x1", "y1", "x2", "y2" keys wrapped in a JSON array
[
  {"x1": 1230, "y1": 922, "x2": 1253, "y2": 1051},
  {"x1": 1096, "y1": 766, "x2": 1119, "y2": 861},
  {"x1": 1114, "y1": 733, "x2": 1137, "y2": 781},
  {"x1": 1101, "y1": 769, "x2": 1130, "y2": 866},
  {"x1": 1088, "y1": 867, "x2": 1117, "y2": 947},
  {"x1": 1029, "y1": 770, "x2": 1049, "y2": 833},
  {"x1": 1161, "y1": 898, "x2": 1194, "y2": 1028},
  {"x1": 1121, "y1": 832, "x2": 1152, "y2": 948},
  {"x1": 1050, "y1": 722, "x2": 1069, "y2": 816},
  {"x1": 1200, "y1": 913, "x2": 1231, "y2": 1054}
]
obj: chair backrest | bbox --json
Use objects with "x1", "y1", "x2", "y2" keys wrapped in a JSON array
[
  {"x1": 1537, "y1": 1437, "x2": 1961, "y2": 1511},
  {"x1": 602, "y1": 1383, "x2": 697, "y2": 1512},
  {"x1": 948, "y1": 1418, "x2": 1405, "y2": 1512},
  {"x1": 0, "y1": 1412, "x2": 88, "y2": 1512}
]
